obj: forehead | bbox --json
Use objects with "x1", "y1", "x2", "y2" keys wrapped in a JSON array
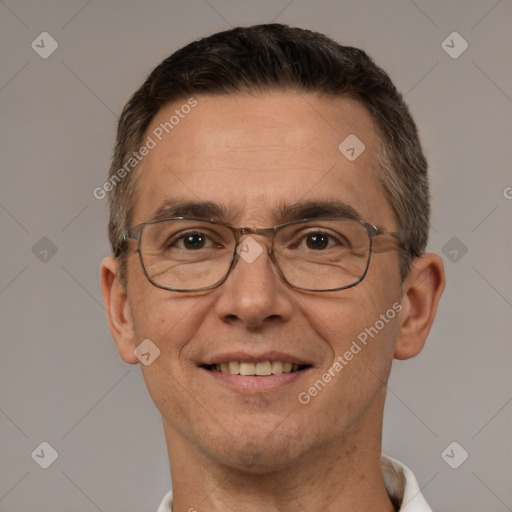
[{"x1": 131, "y1": 91, "x2": 395, "y2": 228}]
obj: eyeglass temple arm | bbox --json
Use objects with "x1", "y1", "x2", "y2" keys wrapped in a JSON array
[{"x1": 372, "y1": 230, "x2": 419, "y2": 256}]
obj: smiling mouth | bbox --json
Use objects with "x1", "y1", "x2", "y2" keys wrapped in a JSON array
[{"x1": 202, "y1": 361, "x2": 311, "y2": 376}]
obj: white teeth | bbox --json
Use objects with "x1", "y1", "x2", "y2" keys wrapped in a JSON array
[
  {"x1": 228, "y1": 361, "x2": 240, "y2": 374},
  {"x1": 255, "y1": 361, "x2": 272, "y2": 376},
  {"x1": 213, "y1": 360, "x2": 303, "y2": 376},
  {"x1": 239, "y1": 362, "x2": 256, "y2": 375},
  {"x1": 271, "y1": 360, "x2": 283, "y2": 375}
]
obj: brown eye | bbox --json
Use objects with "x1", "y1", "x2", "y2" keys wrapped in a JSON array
[
  {"x1": 305, "y1": 233, "x2": 330, "y2": 250},
  {"x1": 180, "y1": 233, "x2": 207, "y2": 250}
]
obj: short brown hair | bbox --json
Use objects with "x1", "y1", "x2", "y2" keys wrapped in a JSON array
[{"x1": 108, "y1": 23, "x2": 428, "y2": 285}]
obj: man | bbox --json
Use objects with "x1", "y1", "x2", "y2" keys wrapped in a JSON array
[{"x1": 100, "y1": 24, "x2": 445, "y2": 512}]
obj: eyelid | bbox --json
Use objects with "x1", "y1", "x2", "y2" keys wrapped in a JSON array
[{"x1": 170, "y1": 226, "x2": 232, "y2": 246}]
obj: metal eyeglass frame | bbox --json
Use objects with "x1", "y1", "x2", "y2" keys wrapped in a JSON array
[{"x1": 121, "y1": 216, "x2": 407, "y2": 293}]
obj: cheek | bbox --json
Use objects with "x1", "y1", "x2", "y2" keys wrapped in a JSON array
[
  {"x1": 300, "y1": 277, "x2": 402, "y2": 409},
  {"x1": 131, "y1": 294, "x2": 204, "y2": 352},
  {"x1": 308, "y1": 285, "x2": 400, "y2": 355},
  {"x1": 294, "y1": 313, "x2": 399, "y2": 443},
  {"x1": 127, "y1": 252, "x2": 196, "y2": 340},
  {"x1": 132, "y1": 299, "x2": 204, "y2": 422},
  {"x1": 328, "y1": 306, "x2": 398, "y2": 376}
]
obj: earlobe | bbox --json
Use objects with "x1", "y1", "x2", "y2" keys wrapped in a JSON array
[
  {"x1": 394, "y1": 253, "x2": 445, "y2": 360},
  {"x1": 100, "y1": 256, "x2": 138, "y2": 364}
]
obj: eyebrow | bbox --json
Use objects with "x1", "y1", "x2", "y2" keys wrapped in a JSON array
[
  {"x1": 150, "y1": 199, "x2": 235, "y2": 223},
  {"x1": 148, "y1": 198, "x2": 362, "y2": 225}
]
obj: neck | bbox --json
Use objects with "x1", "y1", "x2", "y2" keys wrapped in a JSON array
[{"x1": 164, "y1": 392, "x2": 395, "y2": 512}]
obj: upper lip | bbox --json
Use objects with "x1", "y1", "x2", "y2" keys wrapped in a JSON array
[{"x1": 201, "y1": 351, "x2": 313, "y2": 366}]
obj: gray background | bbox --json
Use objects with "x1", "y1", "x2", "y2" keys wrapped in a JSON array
[{"x1": 1, "y1": 1, "x2": 511, "y2": 511}]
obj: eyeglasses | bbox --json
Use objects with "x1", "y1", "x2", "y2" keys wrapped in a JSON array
[{"x1": 122, "y1": 217, "x2": 406, "y2": 292}]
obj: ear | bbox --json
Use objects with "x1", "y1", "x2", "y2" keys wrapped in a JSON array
[
  {"x1": 100, "y1": 256, "x2": 138, "y2": 364},
  {"x1": 394, "y1": 253, "x2": 445, "y2": 360}
]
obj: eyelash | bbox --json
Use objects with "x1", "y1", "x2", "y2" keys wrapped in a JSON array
[{"x1": 169, "y1": 230, "x2": 346, "y2": 250}]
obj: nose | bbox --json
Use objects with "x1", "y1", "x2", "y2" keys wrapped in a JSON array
[{"x1": 213, "y1": 235, "x2": 294, "y2": 328}]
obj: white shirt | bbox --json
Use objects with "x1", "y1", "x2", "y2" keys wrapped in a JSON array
[{"x1": 157, "y1": 454, "x2": 432, "y2": 512}]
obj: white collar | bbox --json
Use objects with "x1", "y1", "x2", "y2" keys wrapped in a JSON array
[
  {"x1": 157, "y1": 454, "x2": 432, "y2": 512},
  {"x1": 381, "y1": 454, "x2": 432, "y2": 511}
]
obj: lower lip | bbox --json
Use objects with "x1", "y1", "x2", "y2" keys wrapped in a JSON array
[{"x1": 200, "y1": 367, "x2": 310, "y2": 392}]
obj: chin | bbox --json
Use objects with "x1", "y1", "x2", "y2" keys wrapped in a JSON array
[
  {"x1": 203, "y1": 425, "x2": 309, "y2": 474},
  {"x1": 220, "y1": 444, "x2": 300, "y2": 474}
]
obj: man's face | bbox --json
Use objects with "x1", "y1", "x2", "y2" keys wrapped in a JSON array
[{"x1": 124, "y1": 91, "x2": 404, "y2": 470}]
